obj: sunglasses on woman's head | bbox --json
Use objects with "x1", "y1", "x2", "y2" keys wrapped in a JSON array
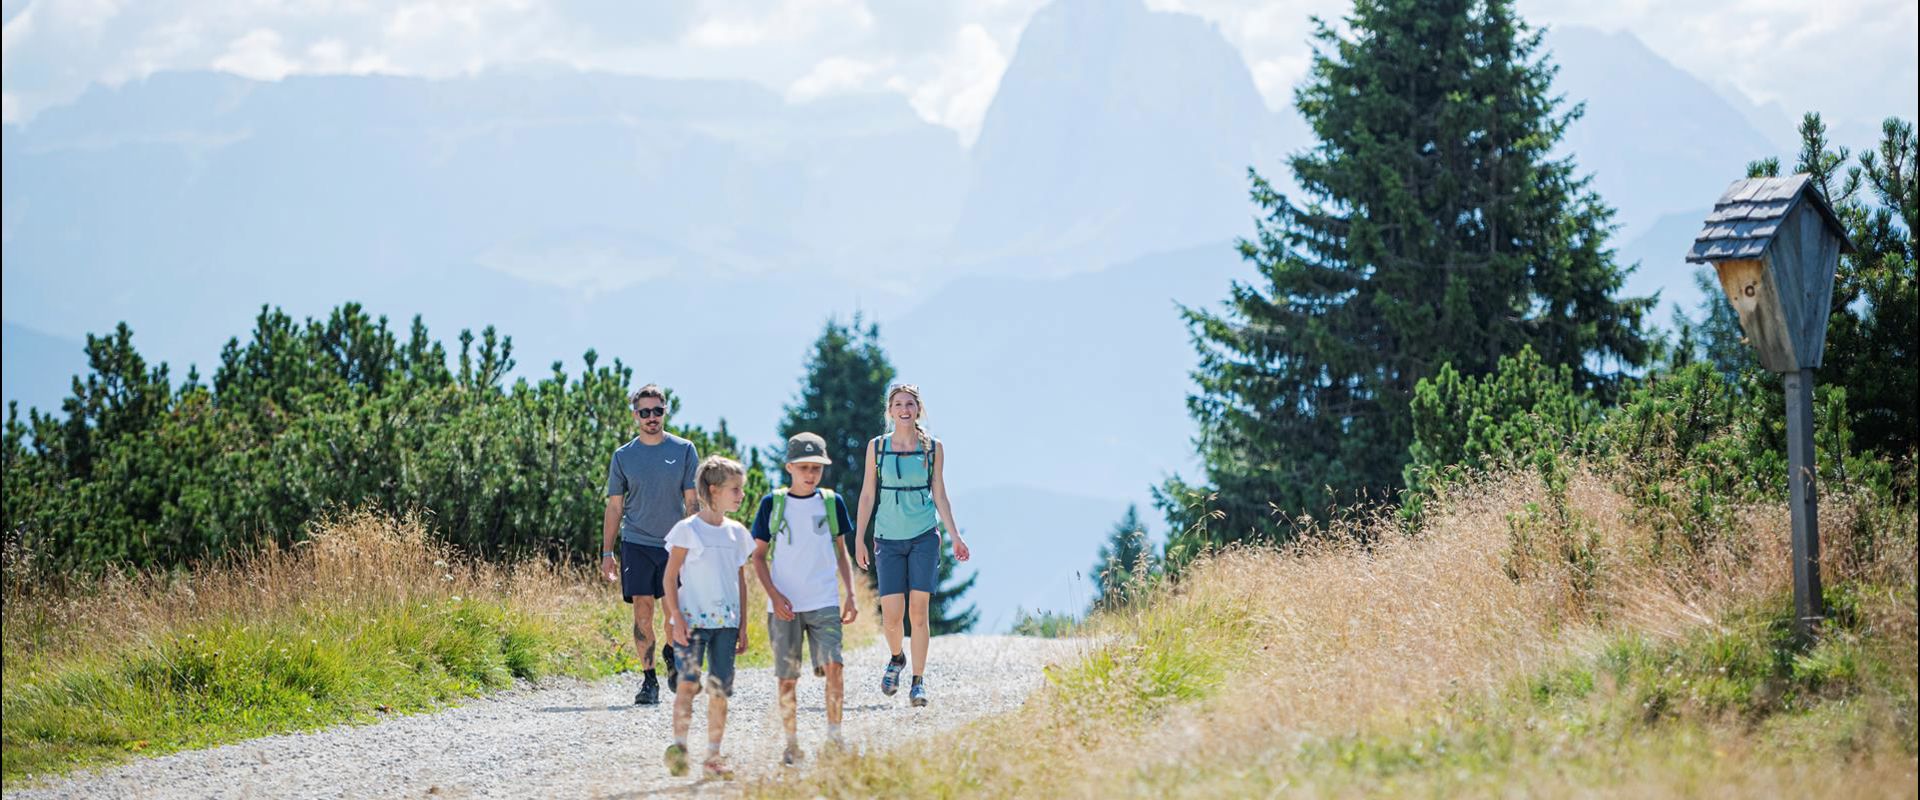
[{"x1": 634, "y1": 407, "x2": 666, "y2": 419}]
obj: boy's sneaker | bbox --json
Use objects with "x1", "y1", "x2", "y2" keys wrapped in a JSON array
[
  {"x1": 781, "y1": 742, "x2": 804, "y2": 767},
  {"x1": 910, "y1": 679, "x2": 929, "y2": 707},
  {"x1": 881, "y1": 656, "x2": 905, "y2": 696},
  {"x1": 635, "y1": 672, "x2": 659, "y2": 706},
  {"x1": 703, "y1": 755, "x2": 734, "y2": 780},
  {"x1": 663, "y1": 743, "x2": 689, "y2": 777},
  {"x1": 661, "y1": 643, "x2": 677, "y2": 691}
]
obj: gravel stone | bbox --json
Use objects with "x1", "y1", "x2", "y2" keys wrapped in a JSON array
[{"x1": 13, "y1": 635, "x2": 1082, "y2": 799}]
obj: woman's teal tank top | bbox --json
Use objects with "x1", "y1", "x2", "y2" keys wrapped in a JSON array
[{"x1": 873, "y1": 434, "x2": 939, "y2": 540}]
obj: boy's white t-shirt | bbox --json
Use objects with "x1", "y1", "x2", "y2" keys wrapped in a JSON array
[
  {"x1": 766, "y1": 492, "x2": 842, "y2": 614},
  {"x1": 664, "y1": 515, "x2": 752, "y2": 629}
]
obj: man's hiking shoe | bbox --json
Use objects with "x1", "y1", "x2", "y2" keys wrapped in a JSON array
[
  {"x1": 703, "y1": 755, "x2": 734, "y2": 780},
  {"x1": 910, "y1": 680, "x2": 928, "y2": 707},
  {"x1": 781, "y1": 742, "x2": 804, "y2": 767},
  {"x1": 881, "y1": 657, "x2": 905, "y2": 696},
  {"x1": 664, "y1": 743, "x2": 689, "y2": 777},
  {"x1": 661, "y1": 643, "x2": 677, "y2": 692},
  {"x1": 635, "y1": 672, "x2": 660, "y2": 706}
]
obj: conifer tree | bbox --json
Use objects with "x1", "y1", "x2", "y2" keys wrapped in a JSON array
[{"x1": 1174, "y1": 0, "x2": 1650, "y2": 540}]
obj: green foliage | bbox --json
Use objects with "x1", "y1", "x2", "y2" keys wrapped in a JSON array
[
  {"x1": 1404, "y1": 347, "x2": 1903, "y2": 574},
  {"x1": 2, "y1": 303, "x2": 759, "y2": 571},
  {"x1": 1089, "y1": 504, "x2": 1157, "y2": 612},
  {"x1": 1, "y1": 597, "x2": 625, "y2": 783},
  {"x1": 1174, "y1": 0, "x2": 1650, "y2": 542},
  {"x1": 1405, "y1": 346, "x2": 1600, "y2": 509},
  {"x1": 927, "y1": 536, "x2": 980, "y2": 635},
  {"x1": 1049, "y1": 573, "x2": 1255, "y2": 726},
  {"x1": 1009, "y1": 607, "x2": 1080, "y2": 638}
]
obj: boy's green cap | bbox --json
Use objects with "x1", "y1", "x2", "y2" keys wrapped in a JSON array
[{"x1": 786, "y1": 432, "x2": 832, "y2": 465}]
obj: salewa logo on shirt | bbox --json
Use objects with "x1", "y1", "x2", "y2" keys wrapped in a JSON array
[{"x1": 665, "y1": 459, "x2": 677, "y2": 464}]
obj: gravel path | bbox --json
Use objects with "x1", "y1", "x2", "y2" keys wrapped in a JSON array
[{"x1": 12, "y1": 635, "x2": 1084, "y2": 799}]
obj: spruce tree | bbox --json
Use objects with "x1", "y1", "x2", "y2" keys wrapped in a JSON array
[
  {"x1": 928, "y1": 543, "x2": 980, "y2": 634},
  {"x1": 1176, "y1": 0, "x2": 1650, "y2": 541},
  {"x1": 1090, "y1": 505, "x2": 1153, "y2": 612},
  {"x1": 776, "y1": 314, "x2": 895, "y2": 499}
]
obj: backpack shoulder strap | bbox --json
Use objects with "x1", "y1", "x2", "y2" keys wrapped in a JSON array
[
  {"x1": 820, "y1": 489, "x2": 842, "y2": 537},
  {"x1": 766, "y1": 491, "x2": 788, "y2": 562}
]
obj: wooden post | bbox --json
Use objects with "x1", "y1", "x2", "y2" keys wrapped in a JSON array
[{"x1": 1783, "y1": 369, "x2": 1823, "y2": 641}]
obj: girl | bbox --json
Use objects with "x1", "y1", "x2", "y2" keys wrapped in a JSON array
[
  {"x1": 853, "y1": 383, "x2": 971, "y2": 707},
  {"x1": 661, "y1": 456, "x2": 753, "y2": 779}
]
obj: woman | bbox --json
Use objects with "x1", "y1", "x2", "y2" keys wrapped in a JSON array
[{"x1": 853, "y1": 383, "x2": 971, "y2": 707}]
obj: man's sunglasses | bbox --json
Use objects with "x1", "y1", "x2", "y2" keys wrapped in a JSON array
[{"x1": 634, "y1": 407, "x2": 667, "y2": 419}]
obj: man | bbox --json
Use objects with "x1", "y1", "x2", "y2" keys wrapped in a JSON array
[{"x1": 600, "y1": 384, "x2": 700, "y2": 705}]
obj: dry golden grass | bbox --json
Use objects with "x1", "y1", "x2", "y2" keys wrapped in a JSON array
[
  {"x1": 1, "y1": 508, "x2": 882, "y2": 783},
  {"x1": 2, "y1": 508, "x2": 882, "y2": 669},
  {"x1": 3, "y1": 510, "x2": 600, "y2": 664},
  {"x1": 761, "y1": 464, "x2": 1919, "y2": 798}
]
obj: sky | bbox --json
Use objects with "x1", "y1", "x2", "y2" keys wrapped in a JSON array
[{"x1": 4, "y1": 0, "x2": 1916, "y2": 147}]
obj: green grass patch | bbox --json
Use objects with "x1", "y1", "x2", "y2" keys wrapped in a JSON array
[
  {"x1": 1048, "y1": 587, "x2": 1257, "y2": 723},
  {"x1": 2, "y1": 597, "x2": 631, "y2": 786},
  {"x1": 1271, "y1": 584, "x2": 1916, "y2": 792}
]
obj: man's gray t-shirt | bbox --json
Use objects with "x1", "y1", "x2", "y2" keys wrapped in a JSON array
[{"x1": 606, "y1": 434, "x2": 700, "y2": 547}]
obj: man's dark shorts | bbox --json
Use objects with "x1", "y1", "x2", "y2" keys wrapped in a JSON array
[
  {"x1": 673, "y1": 627, "x2": 740, "y2": 696},
  {"x1": 875, "y1": 528, "x2": 940, "y2": 597},
  {"x1": 619, "y1": 541, "x2": 668, "y2": 603}
]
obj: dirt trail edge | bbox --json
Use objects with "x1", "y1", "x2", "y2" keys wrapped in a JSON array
[{"x1": 13, "y1": 635, "x2": 1085, "y2": 799}]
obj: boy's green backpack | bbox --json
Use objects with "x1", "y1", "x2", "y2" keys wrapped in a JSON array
[{"x1": 765, "y1": 489, "x2": 843, "y2": 563}]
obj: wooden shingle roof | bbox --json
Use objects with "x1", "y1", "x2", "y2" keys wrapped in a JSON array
[{"x1": 1685, "y1": 174, "x2": 1853, "y2": 263}]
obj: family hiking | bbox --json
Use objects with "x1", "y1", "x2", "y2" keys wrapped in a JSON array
[{"x1": 597, "y1": 382, "x2": 971, "y2": 778}]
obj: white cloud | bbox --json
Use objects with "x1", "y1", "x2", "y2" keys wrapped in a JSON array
[
  {"x1": 1146, "y1": 0, "x2": 1917, "y2": 135},
  {"x1": 687, "y1": 0, "x2": 874, "y2": 48},
  {"x1": 787, "y1": 55, "x2": 890, "y2": 102},
  {"x1": 894, "y1": 23, "x2": 1005, "y2": 145},
  {"x1": 2, "y1": 2, "x2": 36, "y2": 55},
  {"x1": 0, "y1": 0, "x2": 1911, "y2": 147},
  {"x1": 1, "y1": 91, "x2": 18, "y2": 123},
  {"x1": 210, "y1": 28, "x2": 296, "y2": 81}
]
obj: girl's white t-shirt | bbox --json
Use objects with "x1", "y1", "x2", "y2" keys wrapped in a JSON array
[{"x1": 664, "y1": 515, "x2": 752, "y2": 629}]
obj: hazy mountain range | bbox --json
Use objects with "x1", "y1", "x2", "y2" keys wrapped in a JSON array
[{"x1": 3, "y1": 0, "x2": 1811, "y2": 627}]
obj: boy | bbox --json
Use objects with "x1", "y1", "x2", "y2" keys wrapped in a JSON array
[
  {"x1": 662, "y1": 456, "x2": 753, "y2": 779},
  {"x1": 750, "y1": 432, "x2": 860, "y2": 766}
]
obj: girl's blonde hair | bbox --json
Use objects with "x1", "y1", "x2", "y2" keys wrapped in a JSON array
[
  {"x1": 695, "y1": 455, "x2": 746, "y2": 510},
  {"x1": 885, "y1": 383, "x2": 932, "y2": 449}
]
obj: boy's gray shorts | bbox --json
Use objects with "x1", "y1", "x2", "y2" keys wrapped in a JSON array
[{"x1": 767, "y1": 607, "x2": 843, "y2": 680}]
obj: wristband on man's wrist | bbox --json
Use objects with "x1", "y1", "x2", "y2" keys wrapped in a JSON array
[{"x1": 601, "y1": 550, "x2": 616, "y2": 558}]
